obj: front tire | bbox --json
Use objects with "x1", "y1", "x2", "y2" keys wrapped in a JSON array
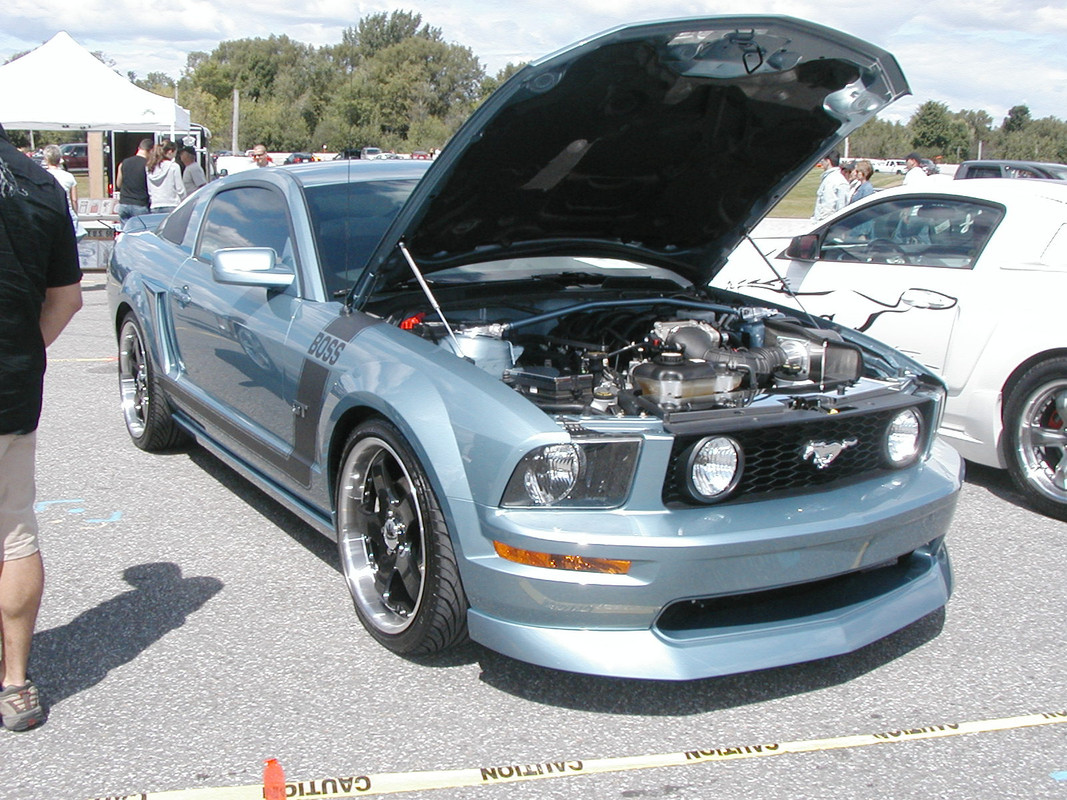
[
  {"x1": 336, "y1": 419, "x2": 468, "y2": 655},
  {"x1": 1004, "y1": 357, "x2": 1067, "y2": 520},
  {"x1": 117, "y1": 313, "x2": 188, "y2": 452}
]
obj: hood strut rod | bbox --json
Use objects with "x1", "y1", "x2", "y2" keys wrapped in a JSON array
[{"x1": 398, "y1": 241, "x2": 464, "y2": 353}]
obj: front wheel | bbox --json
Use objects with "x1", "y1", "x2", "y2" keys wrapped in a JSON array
[
  {"x1": 336, "y1": 419, "x2": 468, "y2": 655},
  {"x1": 1003, "y1": 357, "x2": 1067, "y2": 520},
  {"x1": 117, "y1": 313, "x2": 188, "y2": 452}
]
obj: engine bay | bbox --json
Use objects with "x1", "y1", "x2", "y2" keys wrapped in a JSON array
[{"x1": 391, "y1": 292, "x2": 869, "y2": 418}]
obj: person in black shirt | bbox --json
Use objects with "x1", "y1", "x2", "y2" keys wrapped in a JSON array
[
  {"x1": 0, "y1": 122, "x2": 82, "y2": 731},
  {"x1": 115, "y1": 137, "x2": 153, "y2": 223}
]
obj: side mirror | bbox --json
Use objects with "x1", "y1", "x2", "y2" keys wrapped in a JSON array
[
  {"x1": 212, "y1": 247, "x2": 295, "y2": 289},
  {"x1": 784, "y1": 233, "x2": 820, "y2": 261}
]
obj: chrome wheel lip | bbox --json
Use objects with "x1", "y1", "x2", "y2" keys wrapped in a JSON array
[
  {"x1": 1014, "y1": 378, "x2": 1067, "y2": 504},
  {"x1": 337, "y1": 436, "x2": 426, "y2": 635},
  {"x1": 118, "y1": 321, "x2": 148, "y2": 439}
]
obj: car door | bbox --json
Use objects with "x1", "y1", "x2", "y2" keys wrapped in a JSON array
[
  {"x1": 769, "y1": 196, "x2": 1004, "y2": 373},
  {"x1": 168, "y1": 183, "x2": 301, "y2": 452}
]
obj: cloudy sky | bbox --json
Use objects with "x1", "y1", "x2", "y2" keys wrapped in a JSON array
[{"x1": 3, "y1": 0, "x2": 1067, "y2": 124}]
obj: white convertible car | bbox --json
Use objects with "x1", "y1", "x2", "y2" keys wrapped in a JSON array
[{"x1": 718, "y1": 178, "x2": 1067, "y2": 519}]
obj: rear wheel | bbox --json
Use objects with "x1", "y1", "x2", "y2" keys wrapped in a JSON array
[
  {"x1": 336, "y1": 419, "x2": 468, "y2": 655},
  {"x1": 117, "y1": 313, "x2": 188, "y2": 451},
  {"x1": 1004, "y1": 357, "x2": 1067, "y2": 520}
]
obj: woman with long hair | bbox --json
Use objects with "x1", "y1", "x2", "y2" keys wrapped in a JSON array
[{"x1": 145, "y1": 141, "x2": 185, "y2": 213}]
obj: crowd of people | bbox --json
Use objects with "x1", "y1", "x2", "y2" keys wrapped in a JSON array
[
  {"x1": 813, "y1": 150, "x2": 929, "y2": 221},
  {"x1": 116, "y1": 138, "x2": 208, "y2": 225}
]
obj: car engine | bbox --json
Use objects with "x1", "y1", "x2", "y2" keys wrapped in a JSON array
[{"x1": 402, "y1": 299, "x2": 866, "y2": 418}]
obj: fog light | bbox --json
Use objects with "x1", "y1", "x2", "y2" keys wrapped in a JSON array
[
  {"x1": 885, "y1": 407, "x2": 923, "y2": 467},
  {"x1": 686, "y1": 436, "x2": 743, "y2": 502},
  {"x1": 493, "y1": 541, "x2": 631, "y2": 574}
]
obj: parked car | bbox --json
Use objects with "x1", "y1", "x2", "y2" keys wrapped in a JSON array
[
  {"x1": 718, "y1": 179, "x2": 1067, "y2": 519},
  {"x1": 108, "y1": 16, "x2": 960, "y2": 680},
  {"x1": 876, "y1": 158, "x2": 908, "y2": 174},
  {"x1": 954, "y1": 159, "x2": 1067, "y2": 180},
  {"x1": 283, "y1": 152, "x2": 314, "y2": 165},
  {"x1": 59, "y1": 141, "x2": 88, "y2": 171}
]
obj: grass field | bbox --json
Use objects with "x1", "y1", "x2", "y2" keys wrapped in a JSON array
[
  {"x1": 74, "y1": 168, "x2": 906, "y2": 219},
  {"x1": 773, "y1": 168, "x2": 904, "y2": 217}
]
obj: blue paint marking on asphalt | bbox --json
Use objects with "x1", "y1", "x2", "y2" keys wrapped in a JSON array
[
  {"x1": 87, "y1": 511, "x2": 123, "y2": 523},
  {"x1": 1051, "y1": 771, "x2": 1067, "y2": 782},
  {"x1": 34, "y1": 499, "x2": 86, "y2": 510},
  {"x1": 35, "y1": 500, "x2": 122, "y2": 523}
]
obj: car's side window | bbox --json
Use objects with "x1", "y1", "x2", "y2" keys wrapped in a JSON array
[
  {"x1": 158, "y1": 201, "x2": 196, "y2": 249},
  {"x1": 196, "y1": 186, "x2": 295, "y2": 270},
  {"x1": 820, "y1": 198, "x2": 1003, "y2": 269}
]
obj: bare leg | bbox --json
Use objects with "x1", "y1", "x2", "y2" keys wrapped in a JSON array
[{"x1": 0, "y1": 551, "x2": 44, "y2": 687}]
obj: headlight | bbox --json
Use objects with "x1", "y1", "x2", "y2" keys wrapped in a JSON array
[
  {"x1": 884, "y1": 407, "x2": 923, "y2": 468},
  {"x1": 684, "y1": 436, "x2": 743, "y2": 503},
  {"x1": 502, "y1": 440, "x2": 640, "y2": 508}
]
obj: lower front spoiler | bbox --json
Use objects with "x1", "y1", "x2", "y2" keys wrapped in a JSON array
[{"x1": 468, "y1": 541, "x2": 951, "y2": 681}]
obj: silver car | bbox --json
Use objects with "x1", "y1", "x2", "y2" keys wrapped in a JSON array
[{"x1": 108, "y1": 16, "x2": 961, "y2": 680}]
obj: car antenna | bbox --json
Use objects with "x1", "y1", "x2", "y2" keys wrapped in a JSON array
[
  {"x1": 398, "y1": 241, "x2": 465, "y2": 354},
  {"x1": 742, "y1": 234, "x2": 821, "y2": 330}
]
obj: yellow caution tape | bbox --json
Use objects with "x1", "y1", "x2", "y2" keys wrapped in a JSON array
[{"x1": 88, "y1": 709, "x2": 1067, "y2": 800}]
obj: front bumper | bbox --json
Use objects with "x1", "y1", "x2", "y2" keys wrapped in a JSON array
[{"x1": 458, "y1": 440, "x2": 961, "y2": 680}]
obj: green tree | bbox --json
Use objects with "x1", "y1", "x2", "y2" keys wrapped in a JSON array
[
  {"x1": 909, "y1": 100, "x2": 970, "y2": 158},
  {"x1": 1002, "y1": 104, "x2": 1032, "y2": 133}
]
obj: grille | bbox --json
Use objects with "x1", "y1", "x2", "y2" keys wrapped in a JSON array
[{"x1": 664, "y1": 397, "x2": 933, "y2": 505}]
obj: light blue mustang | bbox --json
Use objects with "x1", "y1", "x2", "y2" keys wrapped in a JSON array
[{"x1": 108, "y1": 16, "x2": 961, "y2": 679}]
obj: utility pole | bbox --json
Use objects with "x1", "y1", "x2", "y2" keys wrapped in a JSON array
[{"x1": 231, "y1": 88, "x2": 239, "y2": 153}]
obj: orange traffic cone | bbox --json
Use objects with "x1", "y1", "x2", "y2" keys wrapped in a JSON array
[{"x1": 263, "y1": 758, "x2": 286, "y2": 800}]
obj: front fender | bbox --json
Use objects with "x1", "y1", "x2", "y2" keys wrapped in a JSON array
[{"x1": 324, "y1": 324, "x2": 565, "y2": 510}]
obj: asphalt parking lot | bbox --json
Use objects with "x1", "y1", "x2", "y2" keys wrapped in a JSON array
[{"x1": 0, "y1": 271, "x2": 1063, "y2": 800}]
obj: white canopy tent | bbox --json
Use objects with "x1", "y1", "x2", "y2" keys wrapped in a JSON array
[{"x1": 0, "y1": 31, "x2": 190, "y2": 131}]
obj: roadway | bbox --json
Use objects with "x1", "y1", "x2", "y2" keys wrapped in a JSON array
[{"x1": 0, "y1": 271, "x2": 1063, "y2": 800}]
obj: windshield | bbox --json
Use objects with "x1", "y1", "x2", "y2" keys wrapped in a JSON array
[{"x1": 306, "y1": 179, "x2": 419, "y2": 297}]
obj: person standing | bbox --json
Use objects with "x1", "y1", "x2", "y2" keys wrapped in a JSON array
[
  {"x1": 251, "y1": 145, "x2": 273, "y2": 168},
  {"x1": 179, "y1": 147, "x2": 207, "y2": 195},
  {"x1": 40, "y1": 145, "x2": 84, "y2": 241},
  {"x1": 0, "y1": 122, "x2": 82, "y2": 732},
  {"x1": 812, "y1": 150, "x2": 849, "y2": 221},
  {"x1": 115, "y1": 138, "x2": 152, "y2": 225},
  {"x1": 849, "y1": 159, "x2": 876, "y2": 204},
  {"x1": 145, "y1": 141, "x2": 185, "y2": 214},
  {"x1": 903, "y1": 152, "x2": 928, "y2": 185}
]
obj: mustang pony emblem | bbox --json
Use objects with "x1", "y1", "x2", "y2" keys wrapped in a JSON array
[{"x1": 802, "y1": 438, "x2": 858, "y2": 469}]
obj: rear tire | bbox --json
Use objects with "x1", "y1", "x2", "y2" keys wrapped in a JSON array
[
  {"x1": 1003, "y1": 357, "x2": 1067, "y2": 520},
  {"x1": 117, "y1": 313, "x2": 188, "y2": 452},
  {"x1": 336, "y1": 419, "x2": 469, "y2": 655}
]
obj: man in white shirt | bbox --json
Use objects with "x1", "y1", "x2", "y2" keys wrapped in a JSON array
[
  {"x1": 903, "y1": 152, "x2": 928, "y2": 185},
  {"x1": 812, "y1": 150, "x2": 849, "y2": 221}
]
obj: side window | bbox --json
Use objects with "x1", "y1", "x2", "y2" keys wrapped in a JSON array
[
  {"x1": 968, "y1": 166, "x2": 1002, "y2": 179},
  {"x1": 158, "y1": 200, "x2": 196, "y2": 249},
  {"x1": 196, "y1": 186, "x2": 295, "y2": 269},
  {"x1": 820, "y1": 198, "x2": 1003, "y2": 269}
]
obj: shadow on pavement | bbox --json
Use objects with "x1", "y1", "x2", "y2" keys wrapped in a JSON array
[{"x1": 29, "y1": 562, "x2": 222, "y2": 707}]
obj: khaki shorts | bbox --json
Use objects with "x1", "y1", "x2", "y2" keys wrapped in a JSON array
[{"x1": 0, "y1": 431, "x2": 39, "y2": 561}]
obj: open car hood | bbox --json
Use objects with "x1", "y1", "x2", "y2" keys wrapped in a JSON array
[{"x1": 359, "y1": 16, "x2": 908, "y2": 298}]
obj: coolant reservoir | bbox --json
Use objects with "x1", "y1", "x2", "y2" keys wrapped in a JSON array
[{"x1": 631, "y1": 353, "x2": 744, "y2": 408}]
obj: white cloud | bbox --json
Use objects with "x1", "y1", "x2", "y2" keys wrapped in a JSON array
[{"x1": 3, "y1": 0, "x2": 1066, "y2": 122}]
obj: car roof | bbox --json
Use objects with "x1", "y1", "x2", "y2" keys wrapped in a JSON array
[
  {"x1": 858, "y1": 177, "x2": 1067, "y2": 206},
  {"x1": 265, "y1": 159, "x2": 432, "y2": 189}
]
